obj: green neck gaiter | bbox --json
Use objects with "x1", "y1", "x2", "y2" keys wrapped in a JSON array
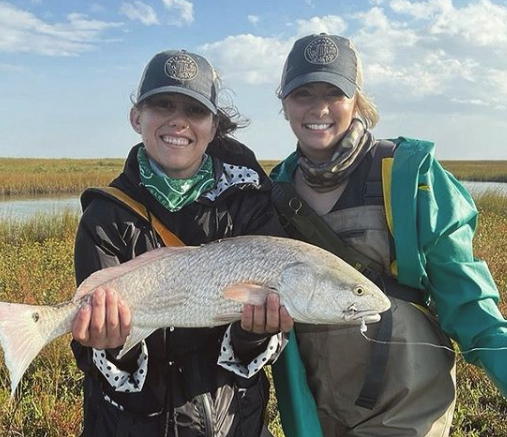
[{"x1": 137, "y1": 147, "x2": 215, "y2": 212}]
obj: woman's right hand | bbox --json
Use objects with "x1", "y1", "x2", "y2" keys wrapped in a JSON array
[{"x1": 72, "y1": 287, "x2": 132, "y2": 350}]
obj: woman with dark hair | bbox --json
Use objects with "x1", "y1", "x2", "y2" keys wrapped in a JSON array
[{"x1": 71, "y1": 49, "x2": 293, "y2": 437}]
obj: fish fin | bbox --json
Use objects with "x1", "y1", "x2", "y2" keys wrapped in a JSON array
[
  {"x1": 74, "y1": 246, "x2": 195, "y2": 301},
  {"x1": 223, "y1": 284, "x2": 273, "y2": 306},
  {"x1": 117, "y1": 326, "x2": 157, "y2": 360},
  {"x1": 0, "y1": 301, "x2": 70, "y2": 398},
  {"x1": 214, "y1": 312, "x2": 243, "y2": 325}
]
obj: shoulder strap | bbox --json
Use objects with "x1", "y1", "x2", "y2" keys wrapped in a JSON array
[
  {"x1": 93, "y1": 187, "x2": 185, "y2": 248},
  {"x1": 271, "y1": 182, "x2": 384, "y2": 280}
]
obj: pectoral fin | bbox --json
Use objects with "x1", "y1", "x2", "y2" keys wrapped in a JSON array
[
  {"x1": 117, "y1": 326, "x2": 157, "y2": 359},
  {"x1": 223, "y1": 283, "x2": 274, "y2": 306}
]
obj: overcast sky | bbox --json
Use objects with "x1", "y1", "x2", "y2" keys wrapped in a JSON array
[{"x1": 1, "y1": 0, "x2": 507, "y2": 161}]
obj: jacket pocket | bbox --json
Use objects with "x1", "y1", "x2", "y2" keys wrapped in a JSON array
[
  {"x1": 234, "y1": 372, "x2": 270, "y2": 437},
  {"x1": 88, "y1": 396, "x2": 162, "y2": 437}
]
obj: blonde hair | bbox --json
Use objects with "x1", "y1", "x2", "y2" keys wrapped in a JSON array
[
  {"x1": 352, "y1": 50, "x2": 379, "y2": 129},
  {"x1": 355, "y1": 91, "x2": 379, "y2": 129}
]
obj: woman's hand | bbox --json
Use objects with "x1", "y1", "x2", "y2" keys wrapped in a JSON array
[
  {"x1": 240, "y1": 293, "x2": 294, "y2": 334},
  {"x1": 72, "y1": 287, "x2": 132, "y2": 350}
]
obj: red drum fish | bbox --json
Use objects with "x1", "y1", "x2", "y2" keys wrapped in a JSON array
[{"x1": 0, "y1": 235, "x2": 390, "y2": 396}]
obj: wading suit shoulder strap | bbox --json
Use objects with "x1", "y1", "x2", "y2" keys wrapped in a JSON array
[
  {"x1": 92, "y1": 186, "x2": 185, "y2": 248},
  {"x1": 272, "y1": 140, "x2": 417, "y2": 295},
  {"x1": 271, "y1": 181, "x2": 385, "y2": 278},
  {"x1": 271, "y1": 142, "x2": 403, "y2": 410}
]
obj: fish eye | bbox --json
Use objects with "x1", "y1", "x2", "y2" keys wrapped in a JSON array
[{"x1": 353, "y1": 286, "x2": 365, "y2": 296}]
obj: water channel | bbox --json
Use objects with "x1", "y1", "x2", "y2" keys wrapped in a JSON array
[{"x1": 0, "y1": 181, "x2": 505, "y2": 221}]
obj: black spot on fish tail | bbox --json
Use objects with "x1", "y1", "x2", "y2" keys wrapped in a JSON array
[{"x1": 32, "y1": 312, "x2": 40, "y2": 323}]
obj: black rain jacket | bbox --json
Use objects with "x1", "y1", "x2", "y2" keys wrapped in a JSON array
[{"x1": 72, "y1": 138, "x2": 285, "y2": 437}]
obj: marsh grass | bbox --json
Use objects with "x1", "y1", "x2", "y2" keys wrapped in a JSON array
[
  {"x1": 1, "y1": 158, "x2": 506, "y2": 196},
  {"x1": 0, "y1": 209, "x2": 80, "y2": 245},
  {"x1": 441, "y1": 161, "x2": 507, "y2": 182},
  {"x1": 0, "y1": 158, "x2": 123, "y2": 195},
  {"x1": 0, "y1": 192, "x2": 506, "y2": 435},
  {"x1": 0, "y1": 213, "x2": 82, "y2": 436},
  {"x1": 260, "y1": 160, "x2": 507, "y2": 183}
]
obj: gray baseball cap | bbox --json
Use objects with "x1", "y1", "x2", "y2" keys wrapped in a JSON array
[
  {"x1": 280, "y1": 33, "x2": 360, "y2": 99},
  {"x1": 136, "y1": 50, "x2": 218, "y2": 114}
]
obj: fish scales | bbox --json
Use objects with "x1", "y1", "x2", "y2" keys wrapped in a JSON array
[
  {"x1": 117, "y1": 239, "x2": 292, "y2": 327},
  {"x1": 0, "y1": 235, "x2": 391, "y2": 397}
]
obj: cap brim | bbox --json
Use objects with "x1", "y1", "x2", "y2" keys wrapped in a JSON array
[
  {"x1": 137, "y1": 86, "x2": 218, "y2": 114},
  {"x1": 281, "y1": 72, "x2": 357, "y2": 99}
]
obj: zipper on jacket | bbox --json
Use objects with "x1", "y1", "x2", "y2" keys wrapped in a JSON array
[
  {"x1": 162, "y1": 326, "x2": 176, "y2": 437},
  {"x1": 200, "y1": 393, "x2": 214, "y2": 437}
]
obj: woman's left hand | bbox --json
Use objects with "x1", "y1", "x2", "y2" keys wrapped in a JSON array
[{"x1": 240, "y1": 292, "x2": 294, "y2": 334}]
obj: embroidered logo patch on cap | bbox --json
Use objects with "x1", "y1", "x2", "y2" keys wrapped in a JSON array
[
  {"x1": 304, "y1": 36, "x2": 339, "y2": 65},
  {"x1": 164, "y1": 54, "x2": 198, "y2": 81}
]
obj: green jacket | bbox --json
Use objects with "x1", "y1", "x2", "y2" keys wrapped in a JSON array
[{"x1": 271, "y1": 137, "x2": 506, "y2": 437}]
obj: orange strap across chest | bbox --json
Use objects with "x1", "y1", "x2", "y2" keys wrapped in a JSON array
[{"x1": 96, "y1": 186, "x2": 185, "y2": 247}]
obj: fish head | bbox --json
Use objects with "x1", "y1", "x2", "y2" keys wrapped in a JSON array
[{"x1": 277, "y1": 261, "x2": 391, "y2": 325}]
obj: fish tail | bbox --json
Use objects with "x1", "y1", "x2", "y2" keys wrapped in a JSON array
[{"x1": 0, "y1": 301, "x2": 75, "y2": 398}]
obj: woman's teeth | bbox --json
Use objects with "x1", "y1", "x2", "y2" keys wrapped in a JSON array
[
  {"x1": 305, "y1": 123, "x2": 332, "y2": 131},
  {"x1": 161, "y1": 135, "x2": 190, "y2": 146}
]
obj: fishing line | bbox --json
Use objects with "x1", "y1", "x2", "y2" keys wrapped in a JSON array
[{"x1": 359, "y1": 319, "x2": 507, "y2": 354}]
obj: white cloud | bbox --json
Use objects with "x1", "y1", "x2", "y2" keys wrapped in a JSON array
[
  {"x1": 294, "y1": 15, "x2": 347, "y2": 36},
  {"x1": 248, "y1": 15, "x2": 260, "y2": 25},
  {"x1": 430, "y1": 0, "x2": 507, "y2": 46},
  {"x1": 389, "y1": 0, "x2": 448, "y2": 19},
  {"x1": 353, "y1": 7, "x2": 419, "y2": 64},
  {"x1": 359, "y1": 0, "x2": 507, "y2": 110},
  {"x1": 202, "y1": 0, "x2": 507, "y2": 114},
  {"x1": 388, "y1": 0, "x2": 507, "y2": 45},
  {"x1": 490, "y1": 70, "x2": 507, "y2": 95},
  {"x1": 160, "y1": 0, "x2": 193, "y2": 26},
  {"x1": 487, "y1": 69, "x2": 507, "y2": 109},
  {"x1": 200, "y1": 34, "x2": 292, "y2": 85},
  {"x1": 451, "y1": 97, "x2": 488, "y2": 106},
  {"x1": 0, "y1": 2, "x2": 123, "y2": 56},
  {"x1": 121, "y1": 1, "x2": 159, "y2": 26},
  {"x1": 366, "y1": 51, "x2": 478, "y2": 98}
]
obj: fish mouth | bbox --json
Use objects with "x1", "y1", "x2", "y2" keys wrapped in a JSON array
[
  {"x1": 343, "y1": 305, "x2": 382, "y2": 323},
  {"x1": 344, "y1": 310, "x2": 381, "y2": 323}
]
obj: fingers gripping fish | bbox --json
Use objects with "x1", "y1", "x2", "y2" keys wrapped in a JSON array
[{"x1": 0, "y1": 235, "x2": 391, "y2": 397}]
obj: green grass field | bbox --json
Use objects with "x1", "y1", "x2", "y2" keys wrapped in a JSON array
[
  {"x1": 440, "y1": 161, "x2": 507, "y2": 182},
  {"x1": 1, "y1": 158, "x2": 506, "y2": 195},
  {"x1": 0, "y1": 159, "x2": 506, "y2": 436},
  {"x1": 0, "y1": 158, "x2": 123, "y2": 195}
]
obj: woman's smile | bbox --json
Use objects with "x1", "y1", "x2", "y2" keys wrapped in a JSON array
[
  {"x1": 130, "y1": 93, "x2": 217, "y2": 178},
  {"x1": 304, "y1": 123, "x2": 334, "y2": 131},
  {"x1": 283, "y1": 82, "x2": 356, "y2": 163},
  {"x1": 160, "y1": 134, "x2": 191, "y2": 147}
]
